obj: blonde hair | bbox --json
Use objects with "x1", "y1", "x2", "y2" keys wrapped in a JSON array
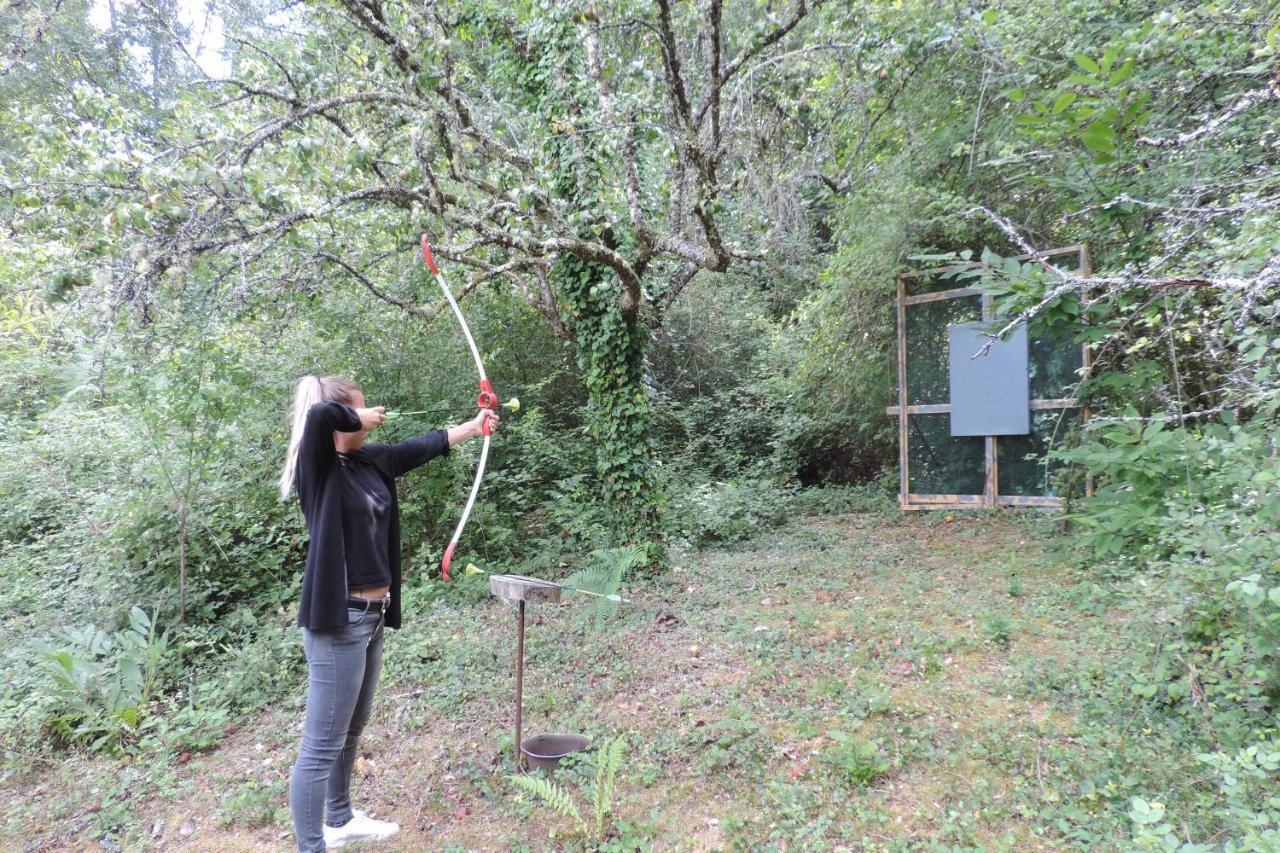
[{"x1": 279, "y1": 374, "x2": 362, "y2": 499}]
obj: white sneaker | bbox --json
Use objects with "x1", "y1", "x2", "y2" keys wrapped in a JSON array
[{"x1": 323, "y1": 809, "x2": 400, "y2": 848}]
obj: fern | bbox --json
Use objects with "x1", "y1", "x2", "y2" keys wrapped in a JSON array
[
  {"x1": 591, "y1": 736, "x2": 626, "y2": 840},
  {"x1": 561, "y1": 562, "x2": 620, "y2": 598},
  {"x1": 506, "y1": 736, "x2": 628, "y2": 842},
  {"x1": 506, "y1": 773, "x2": 587, "y2": 836},
  {"x1": 563, "y1": 546, "x2": 645, "y2": 628}
]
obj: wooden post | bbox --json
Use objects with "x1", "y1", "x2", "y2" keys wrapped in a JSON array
[
  {"x1": 896, "y1": 275, "x2": 910, "y2": 508},
  {"x1": 515, "y1": 599, "x2": 525, "y2": 771}
]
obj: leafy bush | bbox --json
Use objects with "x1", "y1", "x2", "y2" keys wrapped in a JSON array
[
  {"x1": 29, "y1": 606, "x2": 168, "y2": 752},
  {"x1": 1061, "y1": 415, "x2": 1280, "y2": 742},
  {"x1": 665, "y1": 478, "x2": 796, "y2": 546},
  {"x1": 788, "y1": 475, "x2": 898, "y2": 516}
]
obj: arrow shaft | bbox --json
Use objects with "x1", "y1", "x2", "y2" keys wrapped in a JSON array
[{"x1": 388, "y1": 407, "x2": 450, "y2": 417}]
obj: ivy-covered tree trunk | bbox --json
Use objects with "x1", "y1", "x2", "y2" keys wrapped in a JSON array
[
  {"x1": 555, "y1": 255, "x2": 658, "y2": 543},
  {"x1": 512, "y1": 13, "x2": 662, "y2": 548}
]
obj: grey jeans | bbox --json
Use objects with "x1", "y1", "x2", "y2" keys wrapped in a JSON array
[{"x1": 289, "y1": 605, "x2": 386, "y2": 852}]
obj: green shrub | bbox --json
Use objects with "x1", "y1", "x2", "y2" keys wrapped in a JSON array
[
  {"x1": 30, "y1": 606, "x2": 168, "y2": 753},
  {"x1": 984, "y1": 614, "x2": 1014, "y2": 647},
  {"x1": 1060, "y1": 415, "x2": 1280, "y2": 746},
  {"x1": 666, "y1": 477, "x2": 796, "y2": 546}
]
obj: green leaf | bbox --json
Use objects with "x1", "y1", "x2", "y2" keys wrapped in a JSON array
[
  {"x1": 507, "y1": 775, "x2": 587, "y2": 835},
  {"x1": 1053, "y1": 93, "x2": 1077, "y2": 114},
  {"x1": 1080, "y1": 120, "x2": 1116, "y2": 153},
  {"x1": 1100, "y1": 46, "x2": 1119, "y2": 75},
  {"x1": 1003, "y1": 87, "x2": 1025, "y2": 102},
  {"x1": 1109, "y1": 58, "x2": 1136, "y2": 85},
  {"x1": 1074, "y1": 54, "x2": 1102, "y2": 75}
]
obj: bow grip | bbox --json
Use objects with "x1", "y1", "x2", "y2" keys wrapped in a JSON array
[
  {"x1": 420, "y1": 234, "x2": 440, "y2": 274},
  {"x1": 477, "y1": 379, "x2": 498, "y2": 435}
]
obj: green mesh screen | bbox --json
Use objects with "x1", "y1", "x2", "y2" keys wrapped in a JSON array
[
  {"x1": 1029, "y1": 335, "x2": 1085, "y2": 400},
  {"x1": 997, "y1": 248, "x2": 1084, "y2": 401},
  {"x1": 907, "y1": 414, "x2": 986, "y2": 495},
  {"x1": 905, "y1": 295, "x2": 983, "y2": 405},
  {"x1": 996, "y1": 408, "x2": 1080, "y2": 497}
]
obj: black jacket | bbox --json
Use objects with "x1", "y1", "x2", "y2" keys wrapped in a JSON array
[{"x1": 294, "y1": 401, "x2": 450, "y2": 630}]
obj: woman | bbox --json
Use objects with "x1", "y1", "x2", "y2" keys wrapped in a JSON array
[{"x1": 278, "y1": 374, "x2": 496, "y2": 851}]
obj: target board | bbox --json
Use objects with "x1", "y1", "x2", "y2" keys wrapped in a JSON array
[{"x1": 948, "y1": 323, "x2": 1030, "y2": 437}]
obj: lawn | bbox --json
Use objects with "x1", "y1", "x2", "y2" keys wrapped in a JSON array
[{"x1": 2, "y1": 511, "x2": 1186, "y2": 850}]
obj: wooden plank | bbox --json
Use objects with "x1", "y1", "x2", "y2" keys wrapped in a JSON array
[
  {"x1": 996, "y1": 495, "x2": 1065, "y2": 509},
  {"x1": 897, "y1": 275, "x2": 910, "y2": 508},
  {"x1": 903, "y1": 287, "x2": 981, "y2": 306},
  {"x1": 891, "y1": 400, "x2": 1073, "y2": 415},
  {"x1": 489, "y1": 574, "x2": 563, "y2": 604},
  {"x1": 905, "y1": 494, "x2": 986, "y2": 505},
  {"x1": 906, "y1": 494, "x2": 1064, "y2": 510},
  {"x1": 1012, "y1": 244, "x2": 1086, "y2": 267},
  {"x1": 982, "y1": 292, "x2": 998, "y2": 508},
  {"x1": 899, "y1": 263, "x2": 977, "y2": 282},
  {"x1": 902, "y1": 499, "x2": 985, "y2": 511},
  {"x1": 886, "y1": 403, "x2": 951, "y2": 416}
]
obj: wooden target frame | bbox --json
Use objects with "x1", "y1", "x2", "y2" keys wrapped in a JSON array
[{"x1": 886, "y1": 245, "x2": 1092, "y2": 511}]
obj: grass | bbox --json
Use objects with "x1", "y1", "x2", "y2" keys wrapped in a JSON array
[{"x1": 0, "y1": 510, "x2": 1207, "y2": 849}]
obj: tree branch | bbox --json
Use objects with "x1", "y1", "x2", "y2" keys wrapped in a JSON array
[
  {"x1": 1137, "y1": 74, "x2": 1279, "y2": 149},
  {"x1": 315, "y1": 251, "x2": 438, "y2": 318}
]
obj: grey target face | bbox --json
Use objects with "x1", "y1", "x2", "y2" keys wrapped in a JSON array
[
  {"x1": 968, "y1": 363, "x2": 1012, "y2": 403},
  {"x1": 949, "y1": 323, "x2": 1030, "y2": 436}
]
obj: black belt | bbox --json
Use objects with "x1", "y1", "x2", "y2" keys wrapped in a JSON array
[{"x1": 347, "y1": 594, "x2": 391, "y2": 612}]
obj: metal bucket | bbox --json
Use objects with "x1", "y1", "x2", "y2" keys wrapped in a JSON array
[{"x1": 521, "y1": 734, "x2": 591, "y2": 771}]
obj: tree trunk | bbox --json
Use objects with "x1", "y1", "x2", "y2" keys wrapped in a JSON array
[{"x1": 555, "y1": 255, "x2": 660, "y2": 547}]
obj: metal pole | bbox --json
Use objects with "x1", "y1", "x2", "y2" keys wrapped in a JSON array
[{"x1": 515, "y1": 599, "x2": 525, "y2": 771}]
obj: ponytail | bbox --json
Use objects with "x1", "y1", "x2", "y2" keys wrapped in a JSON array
[
  {"x1": 279, "y1": 375, "x2": 324, "y2": 499},
  {"x1": 279, "y1": 374, "x2": 362, "y2": 499}
]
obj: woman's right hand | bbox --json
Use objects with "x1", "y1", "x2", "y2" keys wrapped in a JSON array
[{"x1": 356, "y1": 406, "x2": 386, "y2": 432}]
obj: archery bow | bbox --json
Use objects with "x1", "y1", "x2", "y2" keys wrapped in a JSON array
[{"x1": 421, "y1": 234, "x2": 498, "y2": 580}]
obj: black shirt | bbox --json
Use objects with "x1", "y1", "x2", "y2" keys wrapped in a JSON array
[
  {"x1": 335, "y1": 449, "x2": 394, "y2": 591},
  {"x1": 293, "y1": 401, "x2": 450, "y2": 630}
]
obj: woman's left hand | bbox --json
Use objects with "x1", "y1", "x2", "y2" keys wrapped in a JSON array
[
  {"x1": 468, "y1": 408, "x2": 499, "y2": 437},
  {"x1": 446, "y1": 409, "x2": 500, "y2": 447}
]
